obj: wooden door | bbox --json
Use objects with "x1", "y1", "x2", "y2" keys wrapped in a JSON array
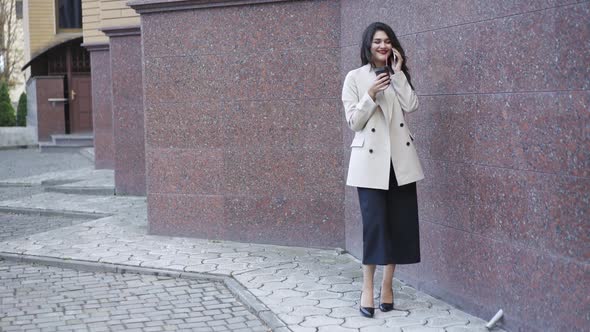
[{"x1": 69, "y1": 75, "x2": 92, "y2": 133}]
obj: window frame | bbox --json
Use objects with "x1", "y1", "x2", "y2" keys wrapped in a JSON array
[{"x1": 55, "y1": 0, "x2": 82, "y2": 33}]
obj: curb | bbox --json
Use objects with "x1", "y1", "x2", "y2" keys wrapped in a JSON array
[
  {"x1": 0, "y1": 182, "x2": 35, "y2": 187},
  {"x1": 0, "y1": 252, "x2": 290, "y2": 332},
  {"x1": 0, "y1": 145, "x2": 38, "y2": 151},
  {"x1": 44, "y1": 186, "x2": 115, "y2": 196},
  {"x1": 41, "y1": 179, "x2": 81, "y2": 186},
  {"x1": 0, "y1": 206, "x2": 110, "y2": 219}
]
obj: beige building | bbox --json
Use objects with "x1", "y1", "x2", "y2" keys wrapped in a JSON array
[
  {"x1": 22, "y1": 0, "x2": 94, "y2": 143},
  {"x1": 22, "y1": 0, "x2": 84, "y2": 78},
  {"x1": 82, "y1": 0, "x2": 139, "y2": 45}
]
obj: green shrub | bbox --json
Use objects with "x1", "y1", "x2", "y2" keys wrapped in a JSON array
[
  {"x1": 0, "y1": 82, "x2": 15, "y2": 126},
  {"x1": 0, "y1": 101, "x2": 15, "y2": 126},
  {"x1": 0, "y1": 82, "x2": 10, "y2": 104},
  {"x1": 16, "y1": 92, "x2": 27, "y2": 126}
]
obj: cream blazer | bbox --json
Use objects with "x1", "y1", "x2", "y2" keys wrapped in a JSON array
[{"x1": 342, "y1": 64, "x2": 424, "y2": 189}]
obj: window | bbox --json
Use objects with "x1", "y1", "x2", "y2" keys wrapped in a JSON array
[
  {"x1": 16, "y1": 0, "x2": 23, "y2": 20},
  {"x1": 57, "y1": 0, "x2": 81, "y2": 30}
]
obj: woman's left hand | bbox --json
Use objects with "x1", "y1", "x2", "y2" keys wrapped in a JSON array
[{"x1": 391, "y1": 48, "x2": 403, "y2": 73}]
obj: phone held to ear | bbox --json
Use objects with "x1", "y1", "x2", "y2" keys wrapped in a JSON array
[{"x1": 375, "y1": 53, "x2": 398, "y2": 77}]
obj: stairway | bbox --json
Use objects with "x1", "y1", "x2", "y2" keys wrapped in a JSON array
[{"x1": 39, "y1": 133, "x2": 94, "y2": 152}]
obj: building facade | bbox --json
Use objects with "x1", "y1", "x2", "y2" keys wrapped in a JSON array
[
  {"x1": 22, "y1": 0, "x2": 92, "y2": 142},
  {"x1": 82, "y1": 0, "x2": 145, "y2": 193},
  {"x1": 84, "y1": 1, "x2": 589, "y2": 331}
]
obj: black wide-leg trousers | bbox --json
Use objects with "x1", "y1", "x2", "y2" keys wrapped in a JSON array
[{"x1": 357, "y1": 163, "x2": 421, "y2": 265}]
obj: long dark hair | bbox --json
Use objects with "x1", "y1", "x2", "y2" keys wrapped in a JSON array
[{"x1": 361, "y1": 22, "x2": 414, "y2": 89}]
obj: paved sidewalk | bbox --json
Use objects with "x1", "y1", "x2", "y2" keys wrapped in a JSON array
[
  {"x1": 0, "y1": 213, "x2": 91, "y2": 242},
  {"x1": 0, "y1": 149, "x2": 92, "y2": 181},
  {"x1": 0, "y1": 150, "x2": 504, "y2": 332},
  {"x1": 1, "y1": 259, "x2": 268, "y2": 332}
]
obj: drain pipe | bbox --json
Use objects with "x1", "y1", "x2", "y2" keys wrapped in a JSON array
[{"x1": 486, "y1": 309, "x2": 504, "y2": 329}]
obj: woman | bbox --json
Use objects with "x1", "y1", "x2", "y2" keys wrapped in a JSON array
[{"x1": 341, "y1": 22, "x2": 424, "y2": 318}]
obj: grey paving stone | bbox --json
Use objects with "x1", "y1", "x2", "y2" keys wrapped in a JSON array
[
  {"x1": 329, "y1": 283, "x2": 362, "y2": 293},
  {"x1": 316, "y1": 298, "x2": 355, "y2": 309},
  {"x1": 445, "y1": 325, "x2": 491, "y2": 332},
  {"x1": 0, "y1": 149, "x2": 92, "y2": 181},
  {"x1": 401, "y1": 326, "x2": 445, "y2": 332},
  {"x1": 341, "y1": 290, "x2": 363, "y2": 302},
  {"x1": 317, "y1": 326, "x2": 360, "y2": 332},
  {"x1": 385, "y1": 316, "x2": 428, "y2": 328},
  {"x1": 270, "y1": 289, "x2": 307, "y2": 299},
  {"x1": 299, "y1": 315, "x2": 345, "y2": 327},
  {"x1": 279, "y1": 297, "x2": 319, "y2": 308},
  {"x1": 277, "y1": 314, "x2": 305, "y2": 325},
  {"x1": 0, "y1": 212, "x2": 92, "y2": 242},
  {"x1": 290, "y1": 325, "x2": 319, "y2": 332},
  {"x1": 361, "y1": 326, "x2": 401, "y2": 332},
  {"x1": 342, "y1": 316, "x2": 387, "y2": 329},
  {"x1": 259, "y1": 281, "x2": 298, "y2": 291},
  {"x1": 0, "y1": 148, "x2": 504, "y2": 332},
  {"x1": 318, "y1": 276, "x2": 355, "y2": 285},
  {"x1": 426, "y1": 315, "x2": 470, "y2": 328},
  {"x1": 0, "y1": 260, "x2": 268, "y2": 331},
  {"x1": 0, "y1": 186, "x2": 44, "y2": 201},
  {"x1": 396, "y1": 300, "x2": 433, "y2": 311},
  {"x1": 290, "y1": 305, "x2": 331, "y2": 317},
  {"x1": 294, "y1": 281, "x2": 331, "y2": 292},
  {"x1": 283, "y1": 273, "x2": 317, "y2": 284},
  {"x1": 328, "y1": 306, "x2": 361, "y2": 319},
  {"x1": 305, "y1": 290, "x2": 342, "y2": 300}
]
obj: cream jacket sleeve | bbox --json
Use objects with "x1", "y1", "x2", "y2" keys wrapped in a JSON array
[
  {"x1": 341, "y1": 71, "x2": 378, "y2": 132},
  {"x1": 391, "y1": 71, "x2": 419, "y2": 113}
]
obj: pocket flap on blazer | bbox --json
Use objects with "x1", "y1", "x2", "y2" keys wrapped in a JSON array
[{"x1": 350, "y1": 136, "x2": 365, "y2": 147}]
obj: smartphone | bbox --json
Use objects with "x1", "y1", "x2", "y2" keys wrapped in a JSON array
[{"x1": 375, "y1": 67, "x2": 389, "y2": 77}]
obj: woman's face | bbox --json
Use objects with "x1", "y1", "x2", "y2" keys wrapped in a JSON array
[{"x1": 370, "y1": 30, "x2": 392, "y2": 66}]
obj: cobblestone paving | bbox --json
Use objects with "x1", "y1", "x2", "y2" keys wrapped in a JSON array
[
  {"x1": 0, "y1": 212, "x2": 92, "y2": 242},
  {"x1": 0, "y1": 149, "x2": 505, "y2": 331},
  {"x1": 0, "y1": 191, "x2": 500, "y2": 331},
  {"x1": 0, "y1": 259, "x2": 269, "y2": 332}
]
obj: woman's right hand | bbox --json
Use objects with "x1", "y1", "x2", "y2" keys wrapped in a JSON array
[{"x1": 368, "y1": 73, "x2": 391, "y2": 101}]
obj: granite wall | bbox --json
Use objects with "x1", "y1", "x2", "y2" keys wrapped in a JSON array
[
  {"x1": 87, "y1": 44, "x2": 115, "y2": 170},
  {"x1": 340, "y1": 1, "x2": 589, "y2": 331},
  {"x1": 103, "y1": 27, "x2": 146, "y2": 196},
  {"x1": 126, "y1": 0, "x2": 588, "y2": 330},
  {"x1": 132, "y1": 0, "x2": 345, "y2": 247}
]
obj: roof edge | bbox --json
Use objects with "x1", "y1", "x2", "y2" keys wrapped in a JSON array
[{"x1": 127, "y1": 0, "x2": 296, "y2": 14}]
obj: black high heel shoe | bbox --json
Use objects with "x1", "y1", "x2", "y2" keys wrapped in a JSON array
[
  {"x1": 359, "y1": 291, "x2": 375, "y2": 318},
  {"x1": 379, "y1": 286, "x2": 394, "y2": 312}
]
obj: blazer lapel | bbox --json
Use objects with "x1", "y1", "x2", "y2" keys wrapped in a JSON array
[{"x1": 377, "y1": 89, "x2": 392, "y2": 125}]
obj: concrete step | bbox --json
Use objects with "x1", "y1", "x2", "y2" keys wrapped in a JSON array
[
  {"x1": 39, "y1": 142, "x2": 85, "y2": 153},
  {"x1": 51, "y1": 134, "x2": 93, "y2": 147}
]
